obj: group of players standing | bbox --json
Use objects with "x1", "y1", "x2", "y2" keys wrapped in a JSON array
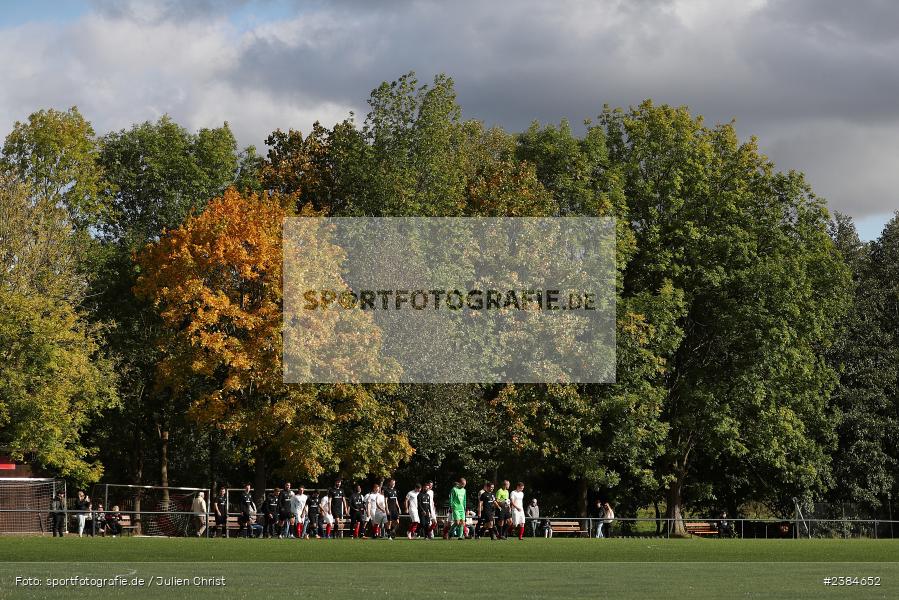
[{"x1": 213, "y1": 477, "x2": 528, "y2": 541}]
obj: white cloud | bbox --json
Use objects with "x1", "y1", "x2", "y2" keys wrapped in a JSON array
[{"x1": 0, "y1": 11, "x2": 359, "y2": 145}]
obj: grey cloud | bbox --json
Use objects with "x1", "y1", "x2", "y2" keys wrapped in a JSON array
[{"x1": 2, "y1": 0, "x2": 898, "y2": 226}]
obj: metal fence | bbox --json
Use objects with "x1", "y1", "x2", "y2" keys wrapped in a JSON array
[{"x1": 2, "y1": 508, "x2": 899, "y2": 539}]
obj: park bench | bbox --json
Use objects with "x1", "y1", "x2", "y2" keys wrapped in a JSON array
[
  {"x1": 685, "y1": 521, "x2": 718, "y2": 536},
  {"x1": 548, "y1": 520, "x2": 588, "y2": 537},
  {"x1": 203, "y1": 514, "x2": 356, "y2": 537}
]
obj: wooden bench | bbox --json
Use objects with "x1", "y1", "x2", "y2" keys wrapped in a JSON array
[
  {"x1": 548, "y1": 520, "x2": 588, "y2": 537},
  {"x1": 209, "y1": 515, "x2": 355, "y2": 537},
  {"x1": 203, "y1": 514, "x2": 243, "y2": 536},
  {"x1": 685, "y1": 521, "x2": 718, "y2": 536}
]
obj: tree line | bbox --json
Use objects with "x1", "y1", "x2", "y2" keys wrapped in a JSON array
[{"x1": 1, "y1": 73, "x2": 896, "y2": 533}]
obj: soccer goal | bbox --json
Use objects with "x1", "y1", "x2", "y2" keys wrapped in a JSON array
[
  {"x1": 93, "y1": 484, "x2": 211, "y2": 536},
  {"x1": 0, "y1": 477, "x2": 65, "y2": 534}
]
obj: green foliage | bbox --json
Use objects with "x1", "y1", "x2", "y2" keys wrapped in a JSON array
[
  {"x1": 1, "y1": 78, "x2": 886, "y2": 520},
  {"x1": 0, "y1": 173, "x2": 117, "y2": 484},
  {"x1": 98, "y1": 115, "x2": 237, "y2": 247},
  {"x1": 827, "y1": 214, "x2": 899, "y2": 509},
  {"x1": 0, "y1": 107, "x2": 107, "y2": 229},
  {"x1": 82, "y1": 116, "x2": 239, "y2": 488},
  {"x1": 601, "y1": 101, "x2": 852, "y2": 522}
]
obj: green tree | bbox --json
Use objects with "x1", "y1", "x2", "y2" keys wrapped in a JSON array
[
  {"x1": 0, "y1": 107, "x2": 107, "y2": 229},
  {"x1": 86, "y1": 116, "x2": 239, "y2": 489},
  {"x1": 827, "y1": 214, "x2": 899, "y2": 510},
  {"x1": 0, "y1": 174, "x2": 117, "y2": 483},
  {"x1": 98, "y1": 115, "x2": 237, "y2": 246},
  {"x1": 603, "y1": 102, "x2": 851, "y2": 532}
]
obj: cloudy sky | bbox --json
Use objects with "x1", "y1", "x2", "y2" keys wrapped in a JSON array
[{"x1": 1, "y1": 0, "x2": 896, "y2": 239}]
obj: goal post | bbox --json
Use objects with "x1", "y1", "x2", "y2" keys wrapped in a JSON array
[
  {"x1": 94, "y1": 484, "x2": 211, "y2": 536},
  {"x1": 0, "y1": 477, "x2": 64, "y2": 534}
]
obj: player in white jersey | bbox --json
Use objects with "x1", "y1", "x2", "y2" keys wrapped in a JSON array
[
  {"x1": 424, "y1": 482, "x2": 437, "y2": 538},
  {"x1": 320, "y1": 492, "x2": 334, "y2": 538},
  {"x1": 291, "y1": 485, "x2": 308, "y2": 538},
  {"x1": 405, "y1": 483, "x2": 422, "y2": 539},
  {"x1": 366, "y1": 483, "x2": 388, "y2": 538},
  {"x1": 510, "y1": 482, "x2": 526, "y2": 540}
]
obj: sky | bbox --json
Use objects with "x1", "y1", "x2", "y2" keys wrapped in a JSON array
[{"x1": 1, "y1": 0, "x2": 896, "y2": 240}]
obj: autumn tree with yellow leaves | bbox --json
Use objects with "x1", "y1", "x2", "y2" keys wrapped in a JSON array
[{"x1": 135, "y1": 189, "x2": 411, "y2": 486}]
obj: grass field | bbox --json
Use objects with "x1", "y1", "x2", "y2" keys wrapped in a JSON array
[{"x1": 1, "y1": 537, "x2": 898, "y2": 599}]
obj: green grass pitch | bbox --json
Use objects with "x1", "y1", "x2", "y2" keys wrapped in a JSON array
[{"x1": 1, "y1": 537, "x2": 898, "y2": 599}]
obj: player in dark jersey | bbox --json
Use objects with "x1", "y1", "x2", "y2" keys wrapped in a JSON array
[
  {"x1": 478, "y1": 481, "x2": 499, "y2": 540},
  {"x1": 349, "y1": 484, "x2": 366, "y2": 539},
  {"x1": 329, "y1": 478, "x2": 347, "y2": 538},
  {"x1": 262, "y1": 488, "x2": 279, "y2": 538},
  {"x1": 213, "y1": 486, "x2": 228, "y2": 538},
  {"x1": 306, "y1": 490, "x2": 321, "y2": 538},
  {"x1": 278, "y1": 482, "x2": 294, "y2": 538},
  {"x1": 384, "y1": 478, "x2": 401, "y2": 539},
  {"x1": 238, "y1": 483, "x2": 254, "y2": 538},
  {"x1": 417, "y1": 481, "x2": 434, "y2": 539}
]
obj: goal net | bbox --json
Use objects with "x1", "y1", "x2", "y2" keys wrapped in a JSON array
[
  {"x1": 94, "y1": 484, "x2": 210, "y2": 536},
  {"x1": 0, "y1": 478, "x2": 63, "y2": 534}
]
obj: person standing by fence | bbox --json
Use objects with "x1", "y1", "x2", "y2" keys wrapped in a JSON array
[
  {"x1": 602, "y1": 502, "x2": 614, "y2": 538},
  {"x1": 593, "y1": 499, "x2": 605, "y2": 538},
  {"x1": 50, "y1": 490, "x2": 66, "y2": 537},
  {"x1": 191, "y1": 491, "x2": 207, "y2": 537},
  {"x1": 526, "y1": 498, "x2": 540, "y2": 538},
  {"x1": 74, "y1": 490, "x2": 90, "y2": 537}
]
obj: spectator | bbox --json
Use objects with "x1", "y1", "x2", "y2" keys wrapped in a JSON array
[
  {"x1": 74, "y1": 490, "x2": 90, "y2": 537},
  {"x1": 247, "y1": 510, "x2": 262, "y2": 537},
  {"x1": 464, "y1": 509, "x2": 476, "y2": 538},
  {"x1": 94, "y1": 503, "x2": 106, "y2": 536},
  {"x1": 191, "y1": 491, "x2": 208, "y2": 537},
  {"x1": 601, "y1": 502, "x2": 615, "y2": 538},
  {"x1": 717, "y1": 511, "x2": 733, "y2": 538},
  {"x1": 246, "y1": 500, "x2": 262, "y2": 538},
  {"x1": 105, "y1": 506, "x2": 123, "y2": 537},
  {"x1": 50, "y1": 491, "x2": 66, "y2": 537},
  {"x1": 526, "y1": 498, "x2": 540, "y2": 538},
  {"x1": 592, "y1": 499, "x2": 605, "y2": 538}
]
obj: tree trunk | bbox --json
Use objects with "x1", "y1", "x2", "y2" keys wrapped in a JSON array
[
  {"x1": 666, "y1": 470, "x2": 687, "y2": 537},
  {"x1": 577, "y1": 479, "x2": 588, "y2": 517},
  {"x1": 654, "y1": 500, "x2": 662, "y2": 535},
  {"x1": 253, "y1": 446, "x2": 266, "y2": 502},
  {"x1": 208, "y1": 430, "x2": 216, "y2": 493}
]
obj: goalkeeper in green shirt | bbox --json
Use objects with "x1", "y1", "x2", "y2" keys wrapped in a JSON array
[{"x1": 449, "y1": 477, "x2": 467, "y2": 540}]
